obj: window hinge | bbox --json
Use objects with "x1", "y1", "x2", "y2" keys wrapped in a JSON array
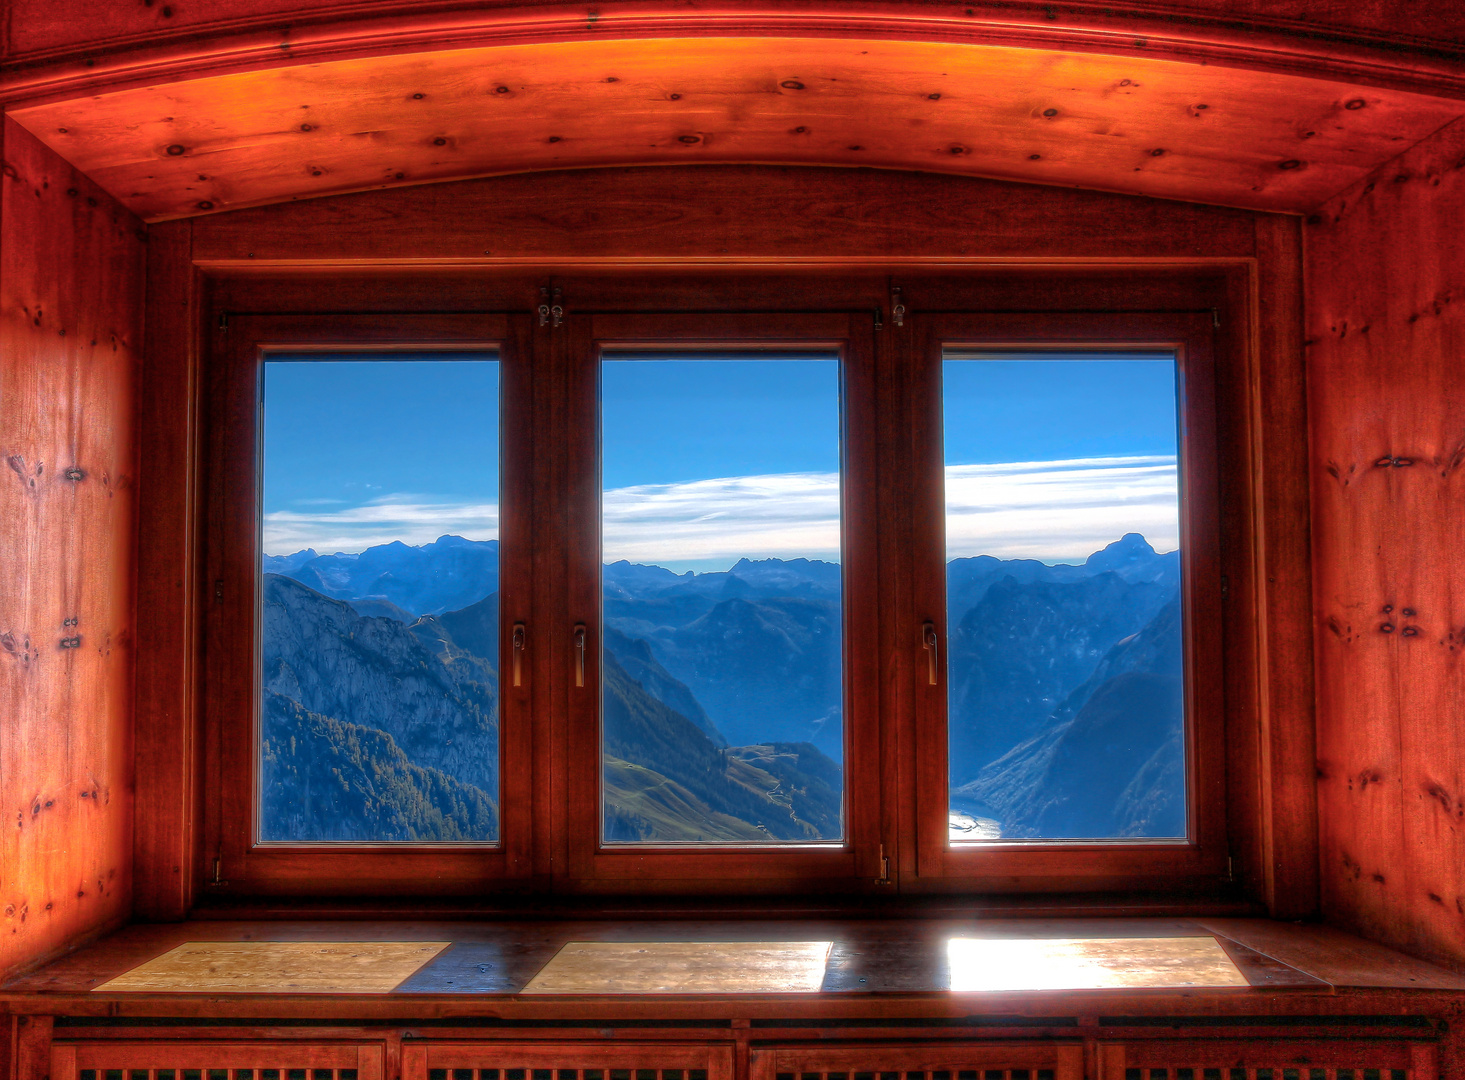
[
  {"x1": 1211, "y1": 307, "x2": 1221, "y2": 330},
  {"x1": 211, "y1": 856, "x2": 228, "y2": 886},
  {"x1": 873, "y1": 306, "x2": 884, "y2": 332},
  {"x1": 538, "y1": 286, "x2": 564, "y2": 328},
  {"x1": 1226, "y1": 855, "x2": 1236, "y2": 882},
  {"x1": 218, "y1": 311, "x2": 229, "y2": 332},
  {"x1": 876, "y1": 843, "x2": 892, "y2": 885},
  {"x1": 891, "y1": 286, "x2": 906, "y2": 328}
]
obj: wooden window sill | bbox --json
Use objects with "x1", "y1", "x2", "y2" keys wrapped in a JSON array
[{"x1": 4, "y1": 917, "x2": 1463, "y2": 1019}]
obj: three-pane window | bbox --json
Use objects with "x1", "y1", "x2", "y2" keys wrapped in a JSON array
[{"x1": 217, "y1": 299, "x2": 1226, "y2": 892}]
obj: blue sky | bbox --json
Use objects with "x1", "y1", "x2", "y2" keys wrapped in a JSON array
[
  {"x1": 261, "y1": 350, "x2": 1180, "y2": 567},
  {"x1": 262, "y1": 356, "x2": 500, "y2": 554},
  {"x1": 942, "y1": 353, "x2": 1178, "y2": 465}
]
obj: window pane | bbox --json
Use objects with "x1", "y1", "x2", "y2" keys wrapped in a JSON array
[
  {"x1": 943, "y1": 351, "x2": 1185, "y2": 841},
  {"x1": 600, "y1": 354, "x2": 844, "y2": 844},
  {"x1": 259, "y1": 355, "x2": 500, "y2": 843}
]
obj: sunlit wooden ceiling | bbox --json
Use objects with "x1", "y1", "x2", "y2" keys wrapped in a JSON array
[{"x1": 10, "y1": 35, "x2": 1462, "y2": 221}]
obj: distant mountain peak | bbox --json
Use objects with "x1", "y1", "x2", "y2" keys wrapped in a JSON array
[
  {"x1": 730, "y1": 556, "x2": 832, "y2": 570},
  {"x1": 1086, "y1": 532, "x2": 1155, "y2": 567},
  {"x1": 428, "y1": 534, "x2": 496, "y2": 549}
]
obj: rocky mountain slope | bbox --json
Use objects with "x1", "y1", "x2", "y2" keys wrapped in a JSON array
[{"x1": 262, "y1": 531, "x2": 1184, "y2": 842}]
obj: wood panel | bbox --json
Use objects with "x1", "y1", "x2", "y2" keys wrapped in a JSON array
[
  {"x1": 15, "y1": 1015, "x2": 52, "y2": 1080},
  {"x1": 185, "y1": 166, "x2": 1261, "y2": 266},
  {"x1": 1307, "y1": 113, "x2": 1465, "y2": 971},
  {"x1": 4, "y1": 0, "x2": 1465, "y2": 110},
  {"x1": 0, "y1": 118, "x2": 145, "y2": 981},
  {"x1": 8, "y1": 36, "x2": 1461, "y2": 222},
  {"x1": 1248, "y1": 214, "x2": 1318, "y2": 919},
  {"x1": 750, "y1": 1042, "x2": 1084, "y2": 1080},
  {"x1": 132, "y1": 218, "x2": 203, "y2": 922}
]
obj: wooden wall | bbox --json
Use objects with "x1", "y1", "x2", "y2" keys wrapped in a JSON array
[
  {"x1": 1308, "y1": 114, "x2": 1465, "y2": 972},
  {"x1": 0, "y1": 118, "x2": 145, "y2": 980}
]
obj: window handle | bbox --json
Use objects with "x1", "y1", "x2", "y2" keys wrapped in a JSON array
[
  {"x1": 573, "y1": 624, "x2": 587, "y2": 688},
  {"x1": 511, "y1": 622, "x2": 526, "y2": 687},
  {"x1": 922, "y1": 621, "x2": 939, "y2": 686}
]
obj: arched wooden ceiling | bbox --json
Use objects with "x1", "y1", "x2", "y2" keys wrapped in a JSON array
[{"x1": 10, "y1": 34, "x2": 1462, "y2": 221}]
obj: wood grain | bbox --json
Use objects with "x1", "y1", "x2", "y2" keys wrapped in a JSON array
[
  {"x1": 1248, "y1": 213, "x2": 1319, "y2": 919},
  {"x1": 132, "y1": 218, "x2": 203, "y2": 922},
  {"x1": 1307, "y1": 113, "x2": 1465, "y2": 973},
  {"x1": 0, "y1": 118, "x2": 145, "y2": 981},
  {"x1": 187, "y1": 166, "x2": 1260, "y2": 266},
  {"x1": 5, "y1": 0, "x2": 1465, "y2": 116},
  {"x1": 751, "y1": 1042, "x2": 1084, "y2": 1080},
  {"x1": 93, "y1": 941, "x2": 450, "y2": 993},
  {"x1": 1200, "y1": 917, "x2": 1465, "y2": 991},
  {"x1": 522, "y1": 941, "x2": 832, "y2": 994},
  {"x1": 9, "y1": 36, "x2": 1460, "y2": 222}
]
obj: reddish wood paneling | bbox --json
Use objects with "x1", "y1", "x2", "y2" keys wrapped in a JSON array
[
  {"x1": 0, "y1": 119, "x2": 145, "y2": 979},
  {"x1": 1249, "y1": 214, "x2": 1319, "y2": 919},
  {"x1": 13, "y1": 0, "x2": 1464, "y2": 64},
  {"x1": 3, "y1": 0, "x2": 1465, "y2": 108},
  {"x1": 131, "y1": 219, "x2": 203, "y2": 922},
  {"x1": 1308, "y1": 113, "x2": 1465, "y2": 970},
  {"x1": 8, "y1": 36, "x2": 1460, "y2": 223},
  {"x1": 187, "y1": 166, "x2": 1260, "y2": 266}
]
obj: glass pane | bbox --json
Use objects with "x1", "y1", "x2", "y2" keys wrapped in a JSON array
[
  {"x1": 600, "y1": 353, "x2": 844, "y2": 843},
  {"x1": 943, "y1": 351, "x2": 1185, "y2": 841},
  {"x1": 259, "y1": 354, "x2": 500, "y2": 843}
]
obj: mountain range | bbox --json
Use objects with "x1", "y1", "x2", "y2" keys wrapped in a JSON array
[{"x1": 262, "y1": 530, "x2": 1183, "y2": 842}]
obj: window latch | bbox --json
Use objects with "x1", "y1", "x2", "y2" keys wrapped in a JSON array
[
  {"x1": 511, "y1": 622, "x2": 526, "y2": 687},
  {"x1": 573, "y1": 623, "x2": 586, "y2": 687},
  {"x1": 922, "y1": 621, "x2": 939, "y2": 685},
  {"x1": 890, "y1": 285, "x2": 906, "y2": 328},
  {"x1": 876, "y1": 843, "x2": 892, "y2": 885}
]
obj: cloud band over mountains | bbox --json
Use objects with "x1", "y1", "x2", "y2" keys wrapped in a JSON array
[{"x1": 264, "y1": 455, "x2": 1179, "y2": 564}]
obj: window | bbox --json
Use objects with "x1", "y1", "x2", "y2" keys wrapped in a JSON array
[
  {"x1": 941, "y1": 349, "x2": 1186, "y2": 843},
  {"x1": 598, "y1": 351, "x2": 845, "y2": 845},
  {"x1": 259, "y1": 352, "x2": 502, "y2": 845},
  {"x1": 204, "y1": 287, "x2": 1237, "y2": 898}
]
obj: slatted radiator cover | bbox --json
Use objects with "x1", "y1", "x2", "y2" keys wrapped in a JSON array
[
  {"x1": 750, "y1": 1043, "x2": 1085, "y2": 1080},
  {"x1": 403, "y1": 1042, "x2": 733, "y2": 1080},
  {"x1": 52, "y1": 1044, "x2": 384, "y2": 1080},
  {"x1": 51, "y1": 1038, "x2": 1440, "y2": 1080}
]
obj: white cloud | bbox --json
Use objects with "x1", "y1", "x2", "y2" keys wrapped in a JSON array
[
  {"x1": 605, "y1": 455, "x2": 1178, "y2": 566},
  {"x1": 264, "y1": 457, "x2": 1178, "y2": 564},
  {"x1": 263, "y1": 495, "x2": 499, "y2": 554},
  {"x1": 944, "y1": 455, "x2": 1179, "y2": 561},
  {"x1": 603, "y1": 471, "x2": 841, "y2": 565}
]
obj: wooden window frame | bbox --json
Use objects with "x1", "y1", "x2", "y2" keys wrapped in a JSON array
[
  {"x1": 558, "y1": 313, "x2": 882, "y2": 892},
  {"x1": 191, "y1": 267, "x2": 1292, "y2": 905},
  {"x1": 205, "y1": 313, "x2": 535, "y2": 896},
  {"x1": 905, "y1": 312, "x2": 1227, "y2": 892}
]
